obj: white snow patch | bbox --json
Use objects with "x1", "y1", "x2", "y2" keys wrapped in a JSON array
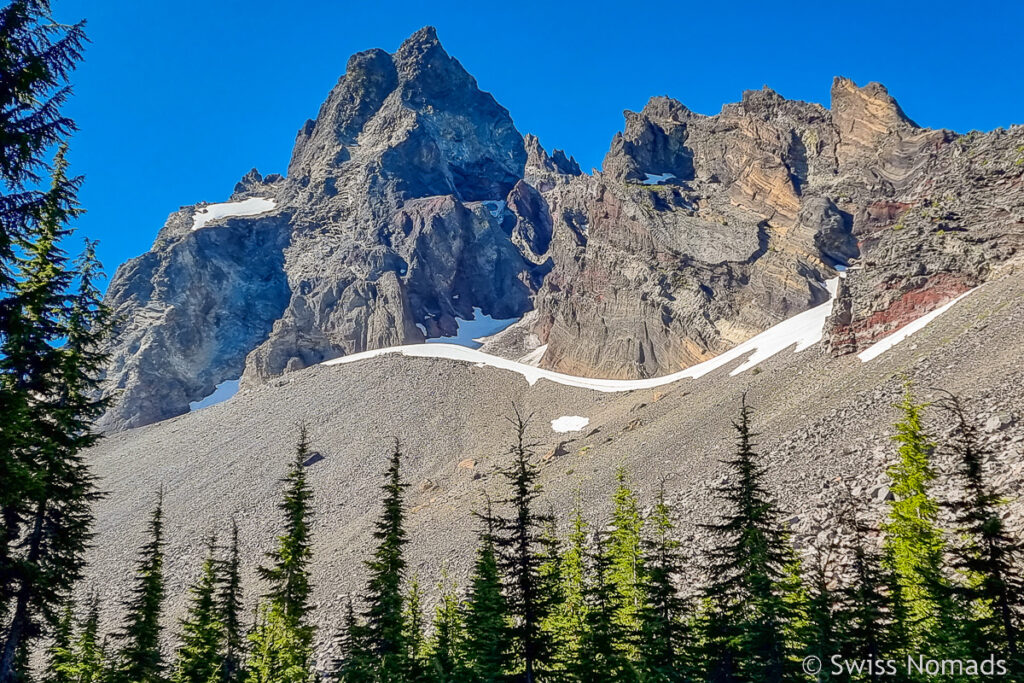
[
  {"x1": 482, "y1": 200, "x2": 506, "y2": 217},
  {"x1": 188, "y1": 378, "x2": 240, "y2": 412},
  {"x1": 642, "y1": 173, "x2": 676, "y2": 185},
  {"x1": 551, "y1": 416, "x2": 589, "y2": 433},
  {"x1": 425, "y1": 307, "x2": 520, "y2": 349},
  {"x1": 857, "y1": 288, "x2": 977, "y2": 363},
  {"x1": 325, "y1": 278, "x2": 840, "y2": 393},
  {"x1": 415, "y1": 323, "x2": 428, "y2": 336},
  {"x1": 518, "y1": 344, "x2": 548, "y2": 367},
  {"x1": 192, "y1": 197, "x2": 276, "y2": 230}
]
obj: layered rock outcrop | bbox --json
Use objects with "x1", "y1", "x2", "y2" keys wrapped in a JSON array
[{"x1": 98, "y1": 28, "x2": 1024, "y2": 430}]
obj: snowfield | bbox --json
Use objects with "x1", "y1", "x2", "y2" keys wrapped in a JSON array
[{"x1": 191, "y1": 197, "x2": 276, "y2": 230}]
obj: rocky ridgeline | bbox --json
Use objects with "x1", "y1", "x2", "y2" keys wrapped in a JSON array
[{"x1": 98, "y1": 27, "x2": 1024, "y2": 430}]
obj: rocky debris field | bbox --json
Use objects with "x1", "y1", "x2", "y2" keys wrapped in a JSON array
[{"x1": 83, "y1": 259, "x2": 1024, "y2": 664}]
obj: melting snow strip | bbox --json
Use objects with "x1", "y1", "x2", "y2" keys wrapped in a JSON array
[
  {"x1": 857, "y1": 288, "x2": 978, "y2": 363},
  {"x1": 324, "y1": 279, "x2": 839, "y2": 393}
]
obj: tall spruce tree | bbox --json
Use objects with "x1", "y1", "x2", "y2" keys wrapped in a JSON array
[
  {"x1": 548, "y1": 495, "x2": 588, "y2": 673},
  {"x1": 172, "y1": 536, "x2": 225, "y2": 683},
  {"x1": 427, "y1": 578, "x2": 466, "y2": 682},
  {"x1": 0, "y1": 0, "x2": 86, "y2": 632},
  {"x1": 216, "y1": 519, "x2": 245, "y2": 683},
  {"x1": 0, "y1": 148, "x2": 108, "y2": 681},
  {"x1": 575, "y1": 529, "x2": 635, "y2": 682},
  {"x1": 936, "y1": 393, "x2": 1023, "y2": 661},
  {"x1": 608, "y1": 467, "x2": 644, "y2": 661},
  {"x1": 246, "y1": 426, "x2": 315, "y2": 683},
  {"x1": 699, "y1": 397, "x2": 801, "y2": 682},
  {"x1": 637, "y1": 484, "x2": 689, "y2": 682},
  {"x1": 462, "y1": 499, "x2": 511, "y2": 683},
  {"x1": 494, "y1": 411, "x2": 556, "y2": 683},
  {"x1": 881, "y1": 388, "x2": 959, "y2": 651},
  {"x1": 358, "y1": 441, "x2": 411, "y2": 681},
  {"x1": 112, "y1": 491, "x2": 167, "y2": 683}
]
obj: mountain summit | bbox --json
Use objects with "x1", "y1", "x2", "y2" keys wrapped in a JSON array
[{"x1": 98, "y1": 28, "x2": 1024, "y2": 430}]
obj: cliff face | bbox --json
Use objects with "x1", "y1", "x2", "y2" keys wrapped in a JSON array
[{"x1": 98, "y1": 28, "x2": 1024, "y2": 430}]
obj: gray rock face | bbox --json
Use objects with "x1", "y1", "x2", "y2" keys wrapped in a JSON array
[{"x1": 98, "y1": 30, "x2": 1024, "y2": 429}]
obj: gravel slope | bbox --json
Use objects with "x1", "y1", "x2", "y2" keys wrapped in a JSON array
[{"x1": 83, "y1": 261, "x2": 1024, "y2": 661}]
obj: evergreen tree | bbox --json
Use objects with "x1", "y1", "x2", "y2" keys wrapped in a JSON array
[
  {"x1": 494, "y1": 410, "x2": 556, "y2": 683},
  {"x1": 403, "y1": 577, "x2": 428, "y2": 682},
  {"x1": 536, "y1": 515, "x2": 566, "y2": 676},
  {"x1": 111, "y1": 491, "x2": 167, "y2": 683},
  {"x1": 246, "y1": 426, "x2": 316, "y2": 683},
  {"x1": 0, "y1": 0, "x2": 87, "y2": 634},
  {"x1": 937, "y1": 393, "x2": 1024, "y2": 661},
  {"x1": 575, "y1": 530, "x2": 634, "y2": 682},
  {"x1": 43, "y1": 602, "x2": 75, "y2": 682},
  {"x1": 358, "y1": 440, "x2": 411, "y2": 681},
  {"x1": 0, "y1": 148, "x2": 108, "y2": 681},
  {"x1": 637, "y1": 485, "x2": 689, "y2": 682},
  {"x1": 334, "y1": 598, "x2": 373, "y2": 683},
  {"x1": 881, "y1": 388, "x2": 958, "y2": 650},
  {"x1": 72, "y1": 595, "x2": 108, "y2": 683},
  {"x1": 427, "y1": 578, "x2": 466, "y2": 682},
  {"x1": 216, "y1": 519, "x2": 245, "y2": 683},
  {"x1": 800, "y1": 555, "x2": 841, "y2": 683},
  {"x1": 548, "y1": 495, "x2": 587, "y2": 672},
  {"x1": 608, "y1": 468, "x2": 644, "y2": 661},
  {"x1": 172, "y1": 536, "x2": 225, "y2": 683},
  {"x1": 462, "y1": 499, "x2": 511, "y2": 683},
  {"x1": 699, "y1": 397, "x2": 801, "y2": 682}
]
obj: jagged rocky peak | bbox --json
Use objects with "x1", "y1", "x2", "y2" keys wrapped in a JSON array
[
  {"x1": 830, "y1": 76, "x2": 919, "y2": 164},
  {"x1": 602, "y1": 96, "x2": 697, "y2": 183},
  {"x1": 288, "y1": 26, "x2": 524, "y2": 202}
]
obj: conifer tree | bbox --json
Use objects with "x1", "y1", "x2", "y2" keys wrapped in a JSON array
[
  {"x1": 800, "y1": 555, "x2": 841, "y2": 683},
  {"x1": 0, "y1": 148, "x2": 108, "y2": 681},
  {"x1": 494, "y1": 411, "x2": 556, "y2": 683},
  {"x1": 575, "y1": 530, "x2": 634, "y2": 682},
  {"x1": 246, "y1": 427, "x2": 316, "y2": 683},
  {"x1": 699, "y1": 397, "x2": 801, "y2": 682},
  {"x1": 334, "y1": 598, "x2": 373, "y2": 683},
  {"x1": 403, "y1": 578, "x2": 428, "y2": 682},
  {"x1": 216, "y1": 519, "x2": 245, "y2": 683},
  {"x1": 608, "y1": 468, "x2": 644, "y2": 660},
  {"x1": 43, "y1": 602, "x2": 75, "y2": 682},
  {"x1": 72, "y1": 595, "x2": 108, "y2": 683},
  {"x1": 0, "y1": 1, "x2": 87, "y2": 630},
  {"x1": 427, "y1": 579, "x2": 466, "y2": 682},
  {"x1": 882, "y1": 388, "x2": 958, "y2": 651},
  {"x1": 111, "y1": 491, "x2": 167, "y2": 683},
  {"x1": 548, "y1": 495, "x2": 588, "y2": 672},
  {"x1": 637, "y1": 485, "x2": 689, "y2": 682},
  {"x1": 462, "y1": 499, "x2": 511, "y2": 683},
  {"x1": 358, "y1": 440, "x2": 411, "y2": 681},
  {"x1": 936, "y1": 393, "x2": 1024, "y2": 661},
  {"x1": 173, "y1": 536, "x2": 225, "y2": 683}
]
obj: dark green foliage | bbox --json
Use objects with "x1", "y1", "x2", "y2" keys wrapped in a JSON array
[
  {"x1": 547, "y1": 496, "x2": 587, "y2": 673},
  {"x1": 404, "y1": 578, "x2": 428, "y2": 681},
  {"x1": 937, "y1": 393, "x2": 1024, "y2": 662},
  {"x1": 494, "y1": 411, "x2": 557, "y2": 682},
  {"x1": 461, "y1": 500, "x2": 511, "y2": 683},
  {"x1": 0, "y1": 147, "x2": 108, "y2": 682},
  {"x1": 216, "y1": 519, "x2": 245, "y2": 683},
  {"x1": 45, "y1": 594, "x2": 107, "y2": 683},
  {"x1": 111, "y1": 491, "x2": 167, "y2": 683},
  {"x1": 172, "y1": 536, "x2": 224, "y2": 683},
  {"x1": 575, "y1": 530, "x2": 635, "y2": 682},
  {"x1": 334, "y1": 598, "x2": 373, "y2": 683},
  {"x1": 637, "y1": 485, "x2": 689, "y2": 682},
  {"x1": 43, "y1": 602, "x2": 75, "y2": 681},
  {"x1": 358, "y1": 441, "x2": 412, "y2": 681},
  {"x1": 607, "y1": 467, "x2": 644, "y2": 661},
  {"x1": 426, "y1": 580, "x2": 466, "y2": 682},
  {"x1": 246, "y1": 426, "x2": 316, "y2": 682},
  {"x1": 699, "y1": 397, "x2": 801, "y2": 682}
]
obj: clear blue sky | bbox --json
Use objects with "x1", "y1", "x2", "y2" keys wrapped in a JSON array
[{"x1": 58, "y1": 0, "x2": 1023, "y2": 281}]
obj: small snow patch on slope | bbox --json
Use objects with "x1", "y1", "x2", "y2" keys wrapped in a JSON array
[
  {"x1": 188, "y1": 379, "x2": 240, "y2": 411},
  {"x1": 325, "y1": 278, "x2": 839, "y2": 393},
  {"x1": 551, "y1": 416, "x2": 589, "y2": 433},
  {"x1": 857, "y1": 288, "x2": 978, "y2": 363},
  {"x1": 192, "y1": 197, "x2": 276, "y2": 230},
  {"x1": 642, "y1": 173, "x2": 676, "y2": 185}
]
